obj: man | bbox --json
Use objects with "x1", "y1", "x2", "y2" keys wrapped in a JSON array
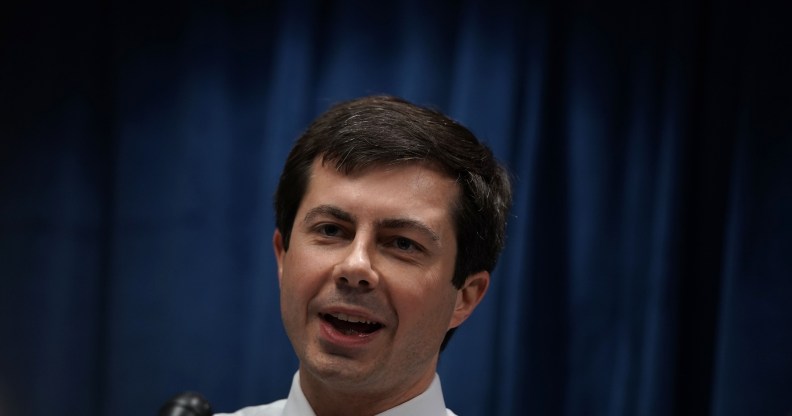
[{"x1": 219, "y1": 95, "x2": 512, "y2": 416}]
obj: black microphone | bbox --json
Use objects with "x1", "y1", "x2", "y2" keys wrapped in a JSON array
[{"x1": 158, "y1": 391, "x2": 213, "y2": 416}]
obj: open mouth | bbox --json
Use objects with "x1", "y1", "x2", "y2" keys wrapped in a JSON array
[{"x1": 321, "y1": 312, "x2": 383, "y2": 336}]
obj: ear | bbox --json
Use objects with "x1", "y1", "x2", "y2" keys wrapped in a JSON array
[
  {"x1": 273, "y1": 229, "x2": 285, "y2": 286},
  {"x1": 448, "y1": 271, "x2": 490, "y2": 329}
]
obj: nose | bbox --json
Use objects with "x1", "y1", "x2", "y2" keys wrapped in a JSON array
[{"x1": 334, "y1": 238, "x2": 379, "y2": 290}]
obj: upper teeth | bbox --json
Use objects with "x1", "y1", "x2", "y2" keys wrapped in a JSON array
[{"x1": 331, "y1": 312, "x2": 377, "y2": 325}]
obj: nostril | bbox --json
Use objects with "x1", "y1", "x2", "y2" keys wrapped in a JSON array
[{"x1": 337, "y1": 275, "x2": 371, "y2": 287}]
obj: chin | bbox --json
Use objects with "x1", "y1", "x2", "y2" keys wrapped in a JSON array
[{"x1": 303, "y1": 355, "x2": 379, "y2": 386}]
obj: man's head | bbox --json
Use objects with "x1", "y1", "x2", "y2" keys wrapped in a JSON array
[
  {"x1": 275, "y1": 95, "x2": 511, "y2": 291},
  {"x1": 271, "y1": 96, "x2": 511, "y2": 410}
]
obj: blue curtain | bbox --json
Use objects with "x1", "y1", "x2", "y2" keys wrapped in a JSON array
[{"x1": 2, "y1": 1, "x2": 790, "y2": 415}]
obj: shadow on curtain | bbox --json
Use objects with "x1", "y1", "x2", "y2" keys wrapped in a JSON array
[{"x1": 1, "y1": 1, "x2": 790, "y2": 415}]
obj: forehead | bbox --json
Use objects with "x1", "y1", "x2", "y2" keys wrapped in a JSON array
[{"x1": 300, "y1": 157, "x2": 460, "y2": 226}]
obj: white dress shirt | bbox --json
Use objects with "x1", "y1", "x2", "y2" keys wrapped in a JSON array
[{"x1": 216, "y1": 371, "x2": 457, "y2": 416}]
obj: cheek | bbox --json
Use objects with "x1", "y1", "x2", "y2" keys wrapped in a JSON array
[
  {"x1": 392, "y1": 272, "x2": 457, "y2": 322},
  {"x1": 280, "y1": 249, "x2": 329, "y2": 298}
]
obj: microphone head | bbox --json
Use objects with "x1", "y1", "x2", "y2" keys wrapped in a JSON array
[{"x1": 158, "y1": 391, "x2": 213, "y2": 416}]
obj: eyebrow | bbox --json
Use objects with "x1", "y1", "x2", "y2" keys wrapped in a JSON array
[
  {"x1": 377, "y1": 218, "x2": 440, "y2": 242},
  {"x1": 303, "y1": 205, "x2": 354, "y2": 225},
  {"x1": 302, "y1": 204, "x2": 441, "y2": 243}
]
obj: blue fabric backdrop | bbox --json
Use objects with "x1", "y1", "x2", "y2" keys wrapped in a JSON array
[{"x1": 1, "y1": 1, "x2": 791, "y2": 415}]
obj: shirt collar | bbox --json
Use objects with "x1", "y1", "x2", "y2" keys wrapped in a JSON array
[{"x1": 282, "y1": 371, "x2": 451, "y2": 416}]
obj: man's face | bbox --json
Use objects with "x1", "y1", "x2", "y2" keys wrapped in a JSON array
[{"x1": 274, "y1": 158, "x2": 488, "y2": 400}]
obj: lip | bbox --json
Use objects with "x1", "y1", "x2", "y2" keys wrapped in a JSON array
[{"x1": 317, "y1": 307, "x2": 386, "y2": 350}]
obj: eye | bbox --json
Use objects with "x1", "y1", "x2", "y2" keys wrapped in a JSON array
[
  {"x1": 318, "y1": 224, "x2": 342, "y2": 237},
  {"x1": 394, "y1": 237, "x2": 418, "y2": 251}
]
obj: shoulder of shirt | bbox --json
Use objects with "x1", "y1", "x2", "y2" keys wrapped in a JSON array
[
  {"x1": 216, "y1": 400, "x2": 457, "y2": 415},
  {"x1": 216, "y1": 400, "x2": 456, "y2": 416},
  {"x1": 214, "y1": 399, "x2": 287, "y2": 416}
]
